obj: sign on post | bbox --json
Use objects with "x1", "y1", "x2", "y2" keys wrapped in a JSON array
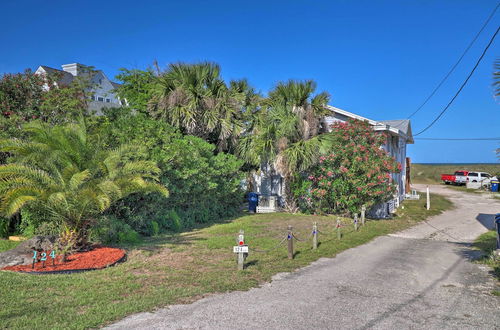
[{"x1": 233, "y1": 246, "x2": 249, "y2": 253}]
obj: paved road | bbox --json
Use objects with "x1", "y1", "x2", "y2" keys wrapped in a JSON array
[{"x1": 107, "y1": 185, "x2": 500, "y2": 329}]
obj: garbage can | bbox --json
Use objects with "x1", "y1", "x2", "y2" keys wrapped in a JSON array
[
  {"x1": 491, "y1": 180, "x2": 499, "y2": 192},
  {"x1": 248, "y1": 192, "x2": 258, "y2": 213}
]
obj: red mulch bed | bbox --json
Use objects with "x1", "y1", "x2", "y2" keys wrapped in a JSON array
[{"x1": 2, "y1": 247, "x2": 126, "y2": 273}]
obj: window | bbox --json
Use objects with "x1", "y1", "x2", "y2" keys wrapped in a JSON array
[
  {"x1": 468, "y1": 173, "x2": 478, "y2": 177},
  {"x1": 97, "y1": 97, "x2": 104, "y2": 102},
  {"x1": 105, "y1": 98, "x2": 111, "y2": 103},
  {"x1": 90, "y1": 95, "x2": 97, "y2": 101},
  {"x1": 482, "y1": 173, "x2": 490, "y2": 178}
]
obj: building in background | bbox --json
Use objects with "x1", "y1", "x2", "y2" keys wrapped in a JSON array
[{"x1": 35, "y1": 63, "x2": 126, "y2": 115}]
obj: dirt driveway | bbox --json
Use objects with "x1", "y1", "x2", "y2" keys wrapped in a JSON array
[{"x1": 107, "y1": 185, "x2": 500, "y2": 330}]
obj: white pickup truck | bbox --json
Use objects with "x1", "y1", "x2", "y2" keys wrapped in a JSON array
[{"x1": 467, "y1": 172, "x2": 492, "y2": 185}]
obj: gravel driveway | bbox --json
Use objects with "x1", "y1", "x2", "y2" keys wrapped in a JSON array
[{"x1": 107, "y1": 185, "x2": 500, "y2": 329}]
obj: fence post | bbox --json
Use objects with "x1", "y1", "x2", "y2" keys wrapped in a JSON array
[
  {"x1": 287, "y1": 225, "x2": 294, "y2": 259},
  {"x1": 237, "y1": 229, "x2": 245, "y2": 271},
  {"x1": 336, "y1": 218, "x2": 342, "y2": 240},
  {"x1": 361, "y1": 205, "x2": 366, "y2": 226},
  {"x1": 312, "y1": 222, "x2": 318, "y2": 250},
  {"x1": 354, "y1": 214, "x2": 358, "y2": 231},
  {"x1": 426, "y1": 186, "x2": 430, "y2": 210}
]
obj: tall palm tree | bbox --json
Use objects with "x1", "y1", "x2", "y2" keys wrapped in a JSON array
[
  {"x1": 0, "y1": 121, "x2": 168, "y2": 249},
  {"x1": 238, "y1": 80, "x2": 330, "y2": 210},
  {"x1": 147, "y1": 62, "x2": 259, "y2": 152}
]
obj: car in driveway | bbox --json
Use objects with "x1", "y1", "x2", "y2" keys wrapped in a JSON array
[
  {"x1": 441, "y1": 171, "x2": 469, "y2": 185},
  {"x1": 467, "y1": 172, "x2": 492, "y2": 185}
]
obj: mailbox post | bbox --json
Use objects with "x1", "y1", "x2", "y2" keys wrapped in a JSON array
[{"x1": 234, "y1": 229, "x2": 248, "y2": 270}]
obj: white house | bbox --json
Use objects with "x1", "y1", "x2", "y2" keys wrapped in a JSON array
[
  {"x1": 35, "y1": 63, "x2": 126, "y2": 115},
  {"x1": 252, "y1": 105, "x2": 414, "y2": 217}
]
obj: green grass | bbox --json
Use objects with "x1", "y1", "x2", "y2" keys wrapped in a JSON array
[
  {"x1": 0, "y1": 193, "x2": 452, "y2": 329},
  {"x1": 0, "y1": 239, "x2": 20, "y2": 252},
  {"x1": 472, "y1": 230, "x2": 500, "y2": 296},
  {"x1": 411, "y1": 163, "x2": 500, "y2": 185}
]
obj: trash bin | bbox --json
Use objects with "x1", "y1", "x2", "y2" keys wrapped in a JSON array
[
  {"x1": 248, "y1": 192, "x2": 258, "y2": 213},
  {"x1": 491, "y1": 180, "x2": 499, "y2": 192}
]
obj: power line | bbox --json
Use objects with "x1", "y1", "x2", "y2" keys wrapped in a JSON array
[
  {"x1": 415, "y1": 137, "x2": 500, "y2": 141},
  {"x1": 413, "y1": 25, "x2": 500, "y2": 137},
  {"x1": 407, "y1": 2, "x2": 500, "y2": 119}
]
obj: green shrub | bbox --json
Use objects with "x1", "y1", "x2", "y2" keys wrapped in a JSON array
[
  {"x1": 297, "y1": 120, "x2": 400, "y2": 215},
  {"x1": 92, "y1": 216, "x2": 141, "y2": 244},
  {"x1": 92, "y1": 111, "x2": 244, "y2": 233},
  {"x1": 0, "y1": 217, "x2": 9, "y2": 238},
  {"x1": 149, "y1": 221, "x2": 160, "y2": 236}
]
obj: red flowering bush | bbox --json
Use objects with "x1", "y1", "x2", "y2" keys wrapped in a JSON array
[{"x1": 296, "y1": 119, "x2": 400, "y2": 215}]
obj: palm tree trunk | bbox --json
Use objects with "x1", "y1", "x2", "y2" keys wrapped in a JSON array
[{"x1": 282, "y1": 173, "x2": 298, "y2": 213}]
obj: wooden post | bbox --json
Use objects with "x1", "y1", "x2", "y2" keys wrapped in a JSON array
[
  {"x1": 287, "y1": 225, "x2": 294, "y2": 259},
  {"x1": 312, "y1": 222, "x2": 318, "y2": 249},
  {"x1": 336, "y1": 218, "x2": 342, "y2": 240},
  {"x1": 354, "y1": 214, "x2": 358, "y2": 231},
  {"x1": 426, "y1": 186, "x2": 430, "y2": 210},
  {"x1": 237, "y1": 229, "x2": 244, "y2": 270},
  {"x1": 361, "y1": 205, "x2": 366, "y2": 226}
]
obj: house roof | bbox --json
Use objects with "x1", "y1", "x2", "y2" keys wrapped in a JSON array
[
  {"x1": 37, "y1": 66, "x2": 74, "y2": 86},
  {"x1": 110, "y1": 81, "x2": 121, "y2": 89},
  {"x1": 37, "y1": 65, "x2": 121, "y2": 90},
  {"x1": 325, "y1": 105, "x2": 414, "y2": 144}
]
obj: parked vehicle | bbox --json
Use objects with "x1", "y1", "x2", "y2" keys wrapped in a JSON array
[
  {"x1": 467, "y1": 172, "x2": 492, "y2": 184},
  {"x1": 441, "y1": 171, "x2": 469, "y2": 185}
]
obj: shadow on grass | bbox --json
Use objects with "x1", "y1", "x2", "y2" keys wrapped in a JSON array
[{"x1": 116, "y1": 210, "x2": 253, "y2": 251}]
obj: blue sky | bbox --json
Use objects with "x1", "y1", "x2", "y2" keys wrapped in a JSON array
[{"x1": 0, "y1": 0, "x2": 499, "y2": 163}]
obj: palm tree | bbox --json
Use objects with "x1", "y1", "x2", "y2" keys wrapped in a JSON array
[
  {"x1": 238, "y1": 80, "x2": 330, "y2": 211},
  {"x1": 0, "y1": 121, "x2": 168, "y2": 250},
  {"x1": 147, "y1": 62, "x2": 259, "y2": 152}
]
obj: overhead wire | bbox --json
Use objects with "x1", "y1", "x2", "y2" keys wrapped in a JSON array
[
  {"x1": 413, "y1": 25, "x2": 500, "y2": 137},
  {"x1": 407, "y1": 2, "x2": 500, "y2": 119}
]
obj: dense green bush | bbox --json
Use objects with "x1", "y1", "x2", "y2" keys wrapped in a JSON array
[
  {"x1": 294, "y1": 119, "x2": 400, "y2": 215},
  {"x1": 91, "y1": 110, "x2": 244, "y2": 233},
  {"x1": 91, "y1": 215, "x2": 141, "y2": 244}
]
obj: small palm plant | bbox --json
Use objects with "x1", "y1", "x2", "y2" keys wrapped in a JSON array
[{"x1": 0, "y1": 121, "x2": 168, "y2": 251}]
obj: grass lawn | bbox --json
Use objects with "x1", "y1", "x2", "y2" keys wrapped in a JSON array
[
  {"x1": 0, "y1": 193, "x2": 452, "y2": 329},
  {"x1": 0, "y1": 239, "x2": 21, "y2": 252},
  {"x1": 472, "y1": 230, "x2": 500, "y2": 296},
  {"x1": 411, "y1": 163, "x2": 500, "y2": 185}
]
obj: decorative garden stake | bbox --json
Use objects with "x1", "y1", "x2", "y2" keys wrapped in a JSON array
[
  {"x1": 287, "y1": 225, "x2": 294, "y2": 259},
  {"x1": 312, "y1": 222, "x2": 318, "y2": 250},
  {"x1": 361, "y1": 205, "x2": 366, "y2": 226},
  {"x1": 32, "y1": 250, "x2": 37, "y2": 269},
  {"x1": 336, "y1": 218, "x2": 342, "y2": 240},
  {"x1": 354, "y1": 214, "x2": 358, "y2": 231}
]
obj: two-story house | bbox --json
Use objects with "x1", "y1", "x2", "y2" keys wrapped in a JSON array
[{"x1": 35, "y1": 63, "x2": 126, "y2": 115}]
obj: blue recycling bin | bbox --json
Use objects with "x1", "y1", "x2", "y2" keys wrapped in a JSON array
[
  {"x1": 491, "y1": 180, "x2": 499, "y2": 192},
  {"x1": 248, "y1": 192, "x2": 259, "y2": 213}
]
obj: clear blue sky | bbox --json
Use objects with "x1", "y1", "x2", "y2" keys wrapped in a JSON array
[{"x1": 1, "y1": 0, "x2": 499, "y2": 163}]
